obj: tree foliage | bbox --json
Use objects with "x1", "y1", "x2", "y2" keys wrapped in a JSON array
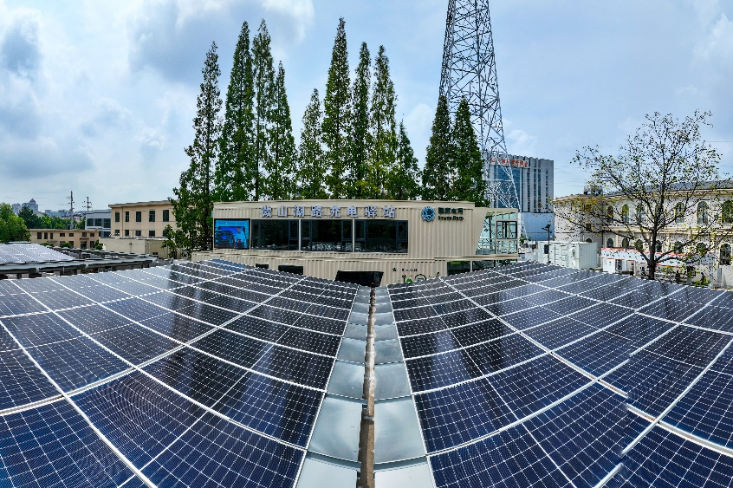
[
  {"x1": 252, "y1": 20, "x2": 276, "y2": 200},
  {"x1": 215, "y1": 21, "x2": 255, "y2": 202},
  {"x1": 171, "y1": 42, "x2": 222, "y2": 255},
  {"x1": 386, "y1": 121, "x2": 421, "y2": 199},
  {"x1": 346, "y1": 42, "x2": 371, "y2": 198},
  {"x1": 263, "y1": 62, "x2": 296, "y2": 199},
  {"x1": 450, "y1": 98, "x2": 487, "y2": 205},
  {"x1": 297, "y1": 89, "x2": 328, "y2": 198},
  {"x1": 366, "y1": 45, "x2": 398, "y2": 198},
  {"x1": 562, "y1": 110, "x2": 725, "y2": 280},
  {"x1": 0, "y1": 204, "x2": 29, "y2": 242},
  {"x1": 422, "y1": 95, "x2": 453, "y2": 200},
  {"x1": 322, "y1": 18, "x2": 351, "y2": 198},
  {"x1": 17, "y1": 206, "x2": 76, "y2": 230}
]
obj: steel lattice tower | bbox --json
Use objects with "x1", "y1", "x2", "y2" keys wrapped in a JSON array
[{"x1": 439, "y1": 0, "x2": 520, "y2": 212}]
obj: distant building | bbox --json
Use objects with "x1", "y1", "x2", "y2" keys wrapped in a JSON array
[
  {"x1": 101, "y1": 200, "x2": 178, "y2": 258},
  {"x1": 486, "y1": 154, "x2": 554, "y2": 241},
  {"x1": 13, "y1": 199, "x2": 39, "y2": 214},
  {"x1": 84, "y1": 210, "x2": 112, "y2": 238},
  {"x1": 28, "y1": 229, "x2": 98, "y2": 249}
]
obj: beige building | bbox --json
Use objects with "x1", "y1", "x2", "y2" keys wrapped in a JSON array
[
  {"x1": 100, "y1": 201, "x2": 178, "y2": 258},
  {"x1": 28, "y1": 229, "x2": 99, "y2": 249},
  {"x1": 193, "y1": 199, "x2": 518, "y2": 285},
  {"x1": 108, "y1": 200, "x2": 176, "y2": 238}
]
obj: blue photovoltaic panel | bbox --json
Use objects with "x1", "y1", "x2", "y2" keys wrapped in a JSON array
[
  {"x1": 605, "y1": 315, "x2": 675, "y2": 349},
  {"x1": 556, "y1": 331, "x2": 633, "y2": 377},
  {"x1": 501, "y1": 307, "x2": 562, "y2": 330},
  {"x1": 664, "y1": 370, "x2": 733, "y2": 449},
  {"x1": 75, "y1": 371, "x2": 206, "y2": 467},
  {"x1": 0, "y1": 400, "x2": 136, "y2": 487},
  {"x1": 0, "y1": 348, "x2": 59, "y2": 410},
  {"x1": 620, "y1": 426, "x2": 733, "y2": 487},
  {"x1": 429, "y1": 424, "x2": 572, "y2": 488},
  {"x1": 643, "y1": 326, "x2": 730, "y2": 368},
  {"x1": 524, "y1": 384, "x2": 625, "y2": 487},
  {"x1": 487, "y1": 355, "x2": 588, "y2": 419},
  {"x1": 24, "y1": 336, "x2": 129, "y2": 392},
  {"x1": 415, "y1": 378, "x2": 515, "y2": 452},
  {"x1": 523, "y1": 317, "x2": 597, "y2": 350},
  {"x1": 685, "y1": 304, "x2": 733, "y2": 333},
  {"x1": 466, "y1": 334, "x2": 544, "y2": 376},
  {"x1": 91, "y1": 323, "x2": 178, "y2": 364},
  {"x1": 400, "y1": 330, "x2": 462, "y2": 358},
  {"x1": 253, "y1": 344, "x2": 335, "y2": 390},
  {"x1": 1, "y1": 312, "x2": 82, "y2": 348},
  {"x1": 141, "y1": 412, "x2": 304, "y2": 488},
  {"x1": 569, "y1": 302, "x2": 630, "y2": 328},
  {"x1": 407, "y1": 349, "x2": 483, "y2": 392},
  {"x1": 449, "y1": 319, "x2": 511, "y2": 348}
]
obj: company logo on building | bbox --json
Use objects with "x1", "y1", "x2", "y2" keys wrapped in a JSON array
[
  {"x1": 489, "y1": 157, "x2": 530, "y2": 168},
  {"x1": 421, "y1": 206, "x2": 436, "y2": 222}
]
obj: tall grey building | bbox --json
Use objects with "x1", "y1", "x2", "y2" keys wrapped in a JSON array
[{"x1": 486, "y1": 154, "x2": 554, "y2": 241}]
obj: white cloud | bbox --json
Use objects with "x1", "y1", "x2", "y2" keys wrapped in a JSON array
[{"x1": 507, "y1": 129, "x2": 538, "y2": 157}]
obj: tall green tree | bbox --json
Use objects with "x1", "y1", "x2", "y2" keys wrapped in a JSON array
[
  {"x1": 387, "y1": 121, "x2": 421, "y2": 199},
  {"x1": 252, "y1": 20, "x2": 276, "y2": 200},
  {"x1": 171, "y1": 41, "x2": 222, "y2": 254},
  {"x1": 17, "y1": 206, "x2": 41, "y2": 229},
  {"x1": 346, "y1": 42, "x2": 371, "y2": 198},
  {"x1": 215, "y1": 21, "x2": 254, "y2": 202},
  {"x1": 366, "y1": 45, "x2": 397, "y2": 198},
  {"x1": 451, "y1": 98, "x2": 487, "y2": 204},
  {"x1": 322, "y1": 18, "x2": 350, "y2": 198},
  {"x1": 0, "y1": 204, "x2": 28, "y2": 242},
  {"x1": 422, "y1": 95, "x2": 453, "y2": 200},
  {"x1": 297, "y1": 89, "x2": 328, "y2": 198},
  {"x1": 263, "y1": 62, "x2": 296, "y2": 200}
]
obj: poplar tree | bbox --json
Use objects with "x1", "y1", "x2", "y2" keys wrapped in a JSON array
[
  {"x1": 451, "y1": 98, "x2": 487, "y2": 204},
  {"x1": 387, "y1": 121, "x2": 420, "y2": 200},
  {"x1": 367, "y1": 45, "x2": 397, "y2": 198},
  {"x1": 264, "y1": 62, "x2": 296, "y2": 200},
  {"x1": 322, "y1": 18, "x2": 350, "y2": 198},
  {"x1": 346, "y1": 42, "x2": 371, "y2": 198},
  {"x1": 297, "y1": 89, "x2": 328, "y2": 198},
  {"x1": 215, "y1": 21, "x2": 254, "y2": 202},
  {"x1": 422, "y1": 95, "x2": 453, "y2": 201},
  {"x1": 252, "y1": 20, "x2": 276, "y2": 200},
  {"x1": 171, "y1": 42, "x2": 221, "y2": 253}
]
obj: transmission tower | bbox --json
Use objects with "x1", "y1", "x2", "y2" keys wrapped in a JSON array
[{"x1": 439, "y1": 0, "x2": 522, "y2": 216}]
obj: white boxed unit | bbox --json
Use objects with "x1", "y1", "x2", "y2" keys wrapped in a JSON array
[{"x1": 548, "y1": 241, "x2": 598, "y2": 270}]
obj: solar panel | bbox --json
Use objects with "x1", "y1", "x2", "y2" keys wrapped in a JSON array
[{"x1": 4, "y1": 259, "x2": 733, "y2": 486}]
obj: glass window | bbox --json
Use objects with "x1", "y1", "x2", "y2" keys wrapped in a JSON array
[
  {"x1": 115, "y1": 212, "x2": 120, "y2": 223},
  {"x1": 251, "y1": 220, "x2": 299, "y2": 250},
  {"x1": 472, "y1": 261, "x2": 495, "y2": 271},
  {"x1": 447, "y1": 261, "x2": 471, "y2": 276},
  {"x1": 301, "y1": 220, "x2": 353, "y2": 252},
  {"x1": 37, "y1": 232, "x2": 42, "y2": 239},
  {"x1": 149, "y1": 210, "x2": 155, "y2": 222},
  {"x1": 87, "y1": 218, "x2": 93, "y2": 226},
  {"x1": 94, "y1": 218, "x2": 102, "y2": 227},
  {"x1": 674, "y1": 241, "x2": 683, "y2": 254},
  {"x1": 135, "y1": 230, "x2": 141, "y2": 237},
  {"x1": 49, "y1": 233, "x2": 53, "y2": 239},
  {"x1": 635, "y1": 239, "x2": 644, "y2": 251},
  {"x1": 125, "y1": 211, "x2": 129, "y2": 222},
  {"x1": 103, "y1": 219, "x2": 110, "y2": 228},
  {"x1": 606, "y1": 238, "x2": 614, "y2": 248},
  {"x1": 278, "y1": 265, "x2": 303, "y2": 275},
  {"x1": 353, "y1": 220, "x2": 408, "y2": 253},
  {"x1": 60, "y1": 233, "x2": 65, "y2": 237},
  {"x1": 135, "y1": 211, "x2": 142, "y2": 222},
  {"x1": 721, "y1": 244, "x2": 731, "y2": 265},
  {"x1": 723, "y1": 201, "x2": 733, "y2": 224},
  {"x1": 163, "y1": 210, "x2": 170, "y2": 222},
  {"x1": 622, "y1": 237, "x2": 629, "y2": 248},
  {"x1": 674, "y1": 203, "x2": 684, "y2": 224},
  {"x1": 621, "y1": 205, "x2": 629, "y2": 224},
  {"x1": 697, "y1": 202, "x2": 709, "y2": 225},
  {"x1": 655, "y1": 241, "x2": 662, "y2": 252},
  {"x1": 125, "y1": 230, "x2": 129, "y2": 236},
  {"x1": 149, "y1": 230, "x2": 155, "y2": 237},
  {"x1": 69, "y1": 233, "x2": 74, "y2": 237},
  {"x1": 115, "y1": 229, "x2": 120, "y2": 236}
]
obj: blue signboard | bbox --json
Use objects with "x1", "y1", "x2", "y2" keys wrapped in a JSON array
[{"x1": 214, "y1": 219, "x2": 249, "y2": 249}]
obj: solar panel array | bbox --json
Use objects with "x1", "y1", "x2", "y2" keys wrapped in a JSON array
[
  {"x1": 0, "y1": 260, "x2": 357, "y2": 487},
  {"x1": 388, "y1": 262, "x2": 733, "y2": 487},
  {"x1": 0, "y1": 244, "x2": 73, "y2": 265}
]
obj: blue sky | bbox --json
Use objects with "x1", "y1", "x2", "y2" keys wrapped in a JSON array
[{"x1": 1, "y1": 0, "x2": 732, "y2": 211}]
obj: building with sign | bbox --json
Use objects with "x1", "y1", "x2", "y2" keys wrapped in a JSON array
[
  {"x1": 193, "y1": 199, "x2": 518, "y2": 285},
  {"x1": 488, "y1": 154, "x2": 554, "y2": 241}
]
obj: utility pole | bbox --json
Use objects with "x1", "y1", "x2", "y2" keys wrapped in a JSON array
[
  {"x1": 81, "y1": 196, "x2": 92, "y2": 228},
  {"x1": 68, "y1": 191, "x2": 75, "y2": 230}
]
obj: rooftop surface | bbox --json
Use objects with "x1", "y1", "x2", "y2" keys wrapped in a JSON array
[{"x1": 0, "y1": 260, "x2": 732, "y2": 486}]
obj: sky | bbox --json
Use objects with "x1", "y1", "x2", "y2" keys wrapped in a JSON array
[{"x1": 1, "y1": 0, "x2": 732, "y2": 212}]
